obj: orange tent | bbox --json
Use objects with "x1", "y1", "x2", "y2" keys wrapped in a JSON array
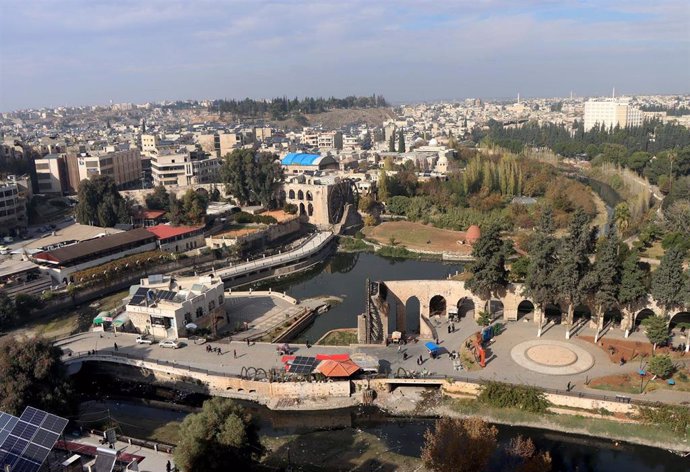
[{"x1": 316, "y1": 359, "x2": 361, "y2": 378}]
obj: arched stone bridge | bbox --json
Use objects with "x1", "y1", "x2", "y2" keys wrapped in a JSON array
[{"x1": 357, "y1": 279, "x2": 689, "y2": 345}]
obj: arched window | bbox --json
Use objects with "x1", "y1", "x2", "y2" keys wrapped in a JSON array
[
  {"x1": 308, "y1": 203, "x2": 314, "y2": 216},
  {"x1": 288, "y1": 189, "x2": 295, "y2": 199},
  {"x1": 306, "y1": 191, "x2": 313, "y2": 201},
  {"x1": 298, "y1": 190, "x2": 304, "y2": 200}
]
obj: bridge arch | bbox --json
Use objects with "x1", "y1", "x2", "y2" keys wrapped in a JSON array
[
  {"x1": 429, "y1": 295, "x2": 447, "y2": 318},
  {"x1": 456, "y1": 297, "x2": 475, "y2": 319},
  {"x1": 635, "y1": 308, "x2": 655, "y2": 328},
  {"x1": 405, "y1": 296, "x2": 421, "y2": 334},
  {"x1": 484, "y1": 299, "x2": 504, "y2": 321},
  {"x1": 517, "y1": 300, "x2": 535, "y2": 321}
]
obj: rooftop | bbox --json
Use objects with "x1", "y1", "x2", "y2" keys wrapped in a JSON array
[
  {"x1": 281, "y1": 153, "x2": 322, "y2": 166},
  {"x1": 145, "y1": 224, "x2": 203, "y2": 240}
]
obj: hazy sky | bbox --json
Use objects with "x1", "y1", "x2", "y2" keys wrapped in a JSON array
[{"x1": 1, "y1": 0, "x2": 688, "y2": 111}]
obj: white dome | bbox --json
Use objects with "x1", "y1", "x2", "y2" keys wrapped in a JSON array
[{"x1": 428, "y1": 138, "x2": 438, "y2": 146}]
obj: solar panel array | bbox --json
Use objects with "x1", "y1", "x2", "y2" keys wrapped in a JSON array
[
  {"x1": 0, "y1": 407, "x2": 68, "y2": 472},
  {"x1": 288, "y1": 356, "x2": 318, "y2": 375}
]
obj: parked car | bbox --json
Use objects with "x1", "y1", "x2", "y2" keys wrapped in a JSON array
[
  {"x1": 136, "y1": 335, "x2": 154, "y2": 345},
  {"x1": 159, "y1": 339, "x2": 180, "y2": 349}
]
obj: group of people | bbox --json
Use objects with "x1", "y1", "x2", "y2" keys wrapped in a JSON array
[{"x1": 446, "y1": 323, "x2": 457, "y2": 334}]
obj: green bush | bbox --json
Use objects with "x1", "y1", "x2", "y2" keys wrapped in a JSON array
[
  {"x1": 648, "y1": 355, "x2": 675, "y2": 378},
  {"x1": 478, "y1": 381, "x2": 550, "y2": 413},
  {"x1": 639, "y1": 403, "x2": 690, "y2": 437}
]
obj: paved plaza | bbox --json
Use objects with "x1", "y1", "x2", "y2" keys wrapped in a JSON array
[{"x1": 57, "y1": 314, "x2": 690, "y2": 405}]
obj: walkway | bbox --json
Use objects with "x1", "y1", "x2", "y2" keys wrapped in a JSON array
[
  {"x1": 214, "y1": 231, "x2": 333, "y2": 281},
  {"x1": 57, "y1": 314, "x2": 690, "y2": 406}
]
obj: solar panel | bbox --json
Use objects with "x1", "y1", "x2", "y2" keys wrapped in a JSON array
[
  {"x1": 0, "y1": 407, "x2": 68, "y2": 472},
  {"x1": 288, "y1": 356, "x2": 318, "y2": 375}
]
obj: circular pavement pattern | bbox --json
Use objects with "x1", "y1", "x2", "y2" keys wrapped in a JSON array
[{"x1": 511, "y1": 340, "x2": 594, "y2": 375}]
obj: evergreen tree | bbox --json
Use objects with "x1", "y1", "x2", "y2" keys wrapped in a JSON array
[
  {"x1": 642, "y1": 316, "x2": 670, "y2": 351},
  {"x1": 465, "y1": 225, "x2": 512, "y2": 300},
  {"x1": 388, "y1": 132, "x2": 396, "y2": 152},
  {"x1": 553, "y1": 209, "x2": 596, "y2": 324},
  {"x1": 378, "y1": 169, "x2": 389, "y2": 202},
  {"x1": 523, "y1": 217, "x2": 558, "y2": 315},
  {"x1": 651, "y1": 247, "x2": 686, "y2": 314},
  {"x1": 398, "y1": 129, "x2": 406, "y2": 153},
  {"x1": 618, "y1": 252, "x2": 650, "y2": 315},
  {"x1": 582, "y1": 231, "x2": 622, "y2": 321},
  {"x1": 361, "y1": 132, "x2": 372, "y2": 150}
]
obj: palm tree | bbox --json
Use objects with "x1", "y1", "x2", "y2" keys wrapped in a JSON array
[{"x1": 614, "y1": 202, "x2": 631, "y2": 234}]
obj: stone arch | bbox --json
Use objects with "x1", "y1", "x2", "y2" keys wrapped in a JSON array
[
  {"x1": 429, "y1": 295, "x2": 446, "y2": 318},
  {"x1": 456, "y1": 297, "x2": 475, "y2": 319},
  {"x1": 603, "y1": 308, "x2": 622, "y2": 328},
  {"x1": 670, "y1": 311, "x2": 690, "y2": 348},
  {"x1": 670, "y1": 311, "x2": 690, "y2": 330},
  {"x1": 484, "y1": 299, "x2": 504, "y2": 320},
  {"x1": 288, "y1": 189, "x2": 295, "y2": 199},
  {"x1": 635, "y1": 308, "x2": 655, "y2": 328},
  {"x1": 306, "y1": 190, "x2": 313, "y2": 201},
  {"x1": 405, "y1": 296, "x2": 420, "y2": 334},
  {"x1": 299, "y1": 202, "x2": 306, "y2": 215},
  {"x1": 308, "y1": 202, "x2": 314, "y2": 216},
  {"x1": 517, "y1": 300, "x2": 534, "y2": 321},
  {"x1": 573, "y1": 304, "x2": 591, "y2": 323},
  {"x1": 298, "y1": 190, "x2": 304, "y2": 200},
  {"x1": 544, "y1": 304, "x2": 563, "y2": 323}
]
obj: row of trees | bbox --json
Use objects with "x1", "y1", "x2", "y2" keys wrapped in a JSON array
[
  {"x1": 74, "y1": 175, "x2": 131, "y2": 227},
  {"x1": 466, "y1": 208, "x2": 690, "y2": 335},
  {"x1": 220, "y1": 149, "x2": 284, "y2": 208},
  {"x1": 212, "y1": 94, "x2": 388, "y2": 119},
  {"x1": 0, "y1": 292, "x2": 43, "y2": 331},
  {"x1": 145, "y1": 185, "x2": 211, "y2": 226}
]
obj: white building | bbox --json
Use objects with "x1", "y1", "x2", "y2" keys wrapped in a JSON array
[
  {"x1": 584, "y1": 99, "x2": 643, "y2": 131},
  {"x1": 0, "y1": 180, "x2": 27, "y2": 235},
  {"x1": 151, "y1": 151, "x2": 221, "y2": 187},
  {"x1": 126, "y1": 274, "x2": 227, "y2": 339}
]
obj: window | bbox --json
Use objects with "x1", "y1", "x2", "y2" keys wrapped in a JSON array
[
  {"x1": 208, "y1": 300, "x2": 215, "y2": 312},
  {"x1": 218, "y1": 295, "x2": 223, "y2": 306},
  {"x1": 196, "y1": 307, "x2": 204, "y2": 319}
]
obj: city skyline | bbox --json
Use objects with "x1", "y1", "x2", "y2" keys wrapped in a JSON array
[{"x1": 1, "y1": 0, "x2": 689, "y2": 111}]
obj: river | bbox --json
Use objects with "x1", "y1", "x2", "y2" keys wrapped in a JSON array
[{"x1": 252, "y1": 252, "x2": 463, "y2": 342}]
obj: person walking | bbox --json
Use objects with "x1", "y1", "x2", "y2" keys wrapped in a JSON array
[
  {"x1": 113, "y1": 343, "x2": 118, "y2": 351},
  {"x1": 166, "y1": 460, "x2": 172, "y2": 472},
  {"x1": 397, "y1": 344, "x2": 402, "y2": 353},
  {"x1": 233, "y1": 349, "x2": 237, "y2": 359},
  {"x1": 246, "y1": 338, "x2": 250, "y2": 347}
]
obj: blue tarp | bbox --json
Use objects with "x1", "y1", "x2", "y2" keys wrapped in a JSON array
[
  {"x1": 425, "y1": 342, "x2": 441, "y2": 353},
  {"x1": 281, "y1": 153, "x2": 321, "y2": 166}
]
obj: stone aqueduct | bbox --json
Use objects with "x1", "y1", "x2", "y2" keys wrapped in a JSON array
[{"x1": 358, "y1": 279, "x2": 689, "y2": 344}]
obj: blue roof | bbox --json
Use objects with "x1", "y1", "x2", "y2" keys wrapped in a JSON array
[{"x1": 281, "y1": 153, "x2": 321, "y2": 166}]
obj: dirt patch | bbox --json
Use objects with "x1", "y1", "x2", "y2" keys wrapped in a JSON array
[
  {"x1": 364, "y1": 221, "x2": 472, "y2": 254},
  {"x1": 578, "y1": 335, "x2": 680, "y2": 364}
]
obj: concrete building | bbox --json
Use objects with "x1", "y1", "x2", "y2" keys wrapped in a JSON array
[
  {"x1": 126, "y1": 274, "x2": 227, "y2": 339},
  {"x1": 151, "y1": 151, "x2": 221, "y2": 187},
  {"x1": 34, "y1": 154, "x2": 67, "y2": 194},
  {"x1": 141, "y1": 134, "x2": 159, "y2": 155},
  {"x1": 65, "y1": 146, "x2": 142, "y2": 191},
  {"x1": 146, "y1": 224, "x2": 205, "y2": 252},
  {"x1": 584, "y1": 99, "x2": 643, "y2": 131},
  {"x1": 0, "y1": 179, "x2": 28, "y2": 236}
]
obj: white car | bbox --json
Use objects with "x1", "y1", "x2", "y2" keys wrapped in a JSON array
[
  {"x1": 136, "y1": 335, "x2": 154, "y2": 345},
  {"x1": 159, "y1": 339, "x2": 180, "y2": 349}
]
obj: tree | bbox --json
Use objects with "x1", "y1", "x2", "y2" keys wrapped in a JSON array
[
  {"x1": 74, "y1": 175, "x2": 131, "y2": 227},
  {"x1": 523, "y1": 213, "x2": 558, "y2": 316},
  {"x1": 360, "y1": 131, "x2": 372, "y2": 150},
  {"x1": 397, "y1": 129, "x2": 406, "y2": 153},
  {"x1": 553, "y1": 209, "x2": 595, "y2": 325},
  {"x1": 642, "y1": 316, "x2": 669, "y2": 351},
  {"x1": 221, "y1": 149, "x2": 283, "y2": 207},
  {"x1": 618, "y1": 252, "x2": 650, "y2": 320},
  {"x1": 505, "y1": 435, "x2": 553, "y2": 472},
  {"x1": 509, "y1": 256, "x2": 530, "y2": 282},
  {"x1": 0, "y1": 292, "x2": 17, "y2": 329},
  {"x1": 421, "y1": 417, "x2": 497, "y2": 472},
  {"x1": 174, "y1": 397, "x2": 263, "y2": 471},
  {"x1": 614, "y1": 202, "x2": 631, "y2": 234},
  {"x1": 145, "y1": 184, "x2": 170, "y2": 211},
  {"x1": 0, "y1": 338, "x2": 74, "y2": 416},
  {"x1": 14, "y1": 293, "x2": 42, "y2": 314},
  {"x1": 582, "y1": 231, "x2": 622, "y2": 322},
  {"x1": 651, "y1": 247, "x2": 686, "y2": 315},
  {"x1": 378, "y1": 169, "x2": 389, "y2": 202},
  {"x1": 388, "y1": 132, "x2": 396, "y2": 152},
  {"x1": 648, "y1": 355, "x2": 674, "y2": 378},
  {"x1": 465, "y1": 224, "x2": 512, "y2": 300}
]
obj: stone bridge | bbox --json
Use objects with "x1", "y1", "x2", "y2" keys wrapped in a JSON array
[{"x1": 358, "y1": 279, "x2": 689, "y2": 345}]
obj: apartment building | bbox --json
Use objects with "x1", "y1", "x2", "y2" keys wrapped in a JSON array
[
  {"x1": 301, "y1": 130, "x2": 342, "y2": 150},
  {"x1": 65, "y1": 145, "x2": 142, "y2": 192},
  {"x1": 34, "y1": 154, "x2": 67, "y2": 194},
  {"x1": 584, "y1": 99, "x2": 644, "y2": 131},
  {"x1": 151, "y1": 151, "x2": 221, "y2": 187},
  {"x1": 0, "y1": 178, "x2": 29, "y2": 235},
  {"x1": 197, "y1": 132, "x2": 242, "y2": 158}
]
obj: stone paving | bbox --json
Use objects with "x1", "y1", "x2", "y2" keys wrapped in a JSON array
[
  {"x1": 58, "y1": 313, "x2": 690, "y2": 405},
  {"x1": 510, "y1": 339, "x2": 594, "y2": 375}
]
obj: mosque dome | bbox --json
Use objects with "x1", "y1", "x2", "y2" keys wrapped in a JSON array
[{"x1": 466, "y1": 225, "x2": 481, "y2": 245}]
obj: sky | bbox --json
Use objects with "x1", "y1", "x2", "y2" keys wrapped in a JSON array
[{"x1": 0, "y1": 0, "x2": 688, "y2": 111}]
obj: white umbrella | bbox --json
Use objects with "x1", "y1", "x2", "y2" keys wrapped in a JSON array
[{"x1": 185, "y1": 323, "x2": 198, "y2": 330}]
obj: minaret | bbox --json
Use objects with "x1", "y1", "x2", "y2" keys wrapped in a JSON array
[
  {"x1": 612, "y1": 87, "x2": 616, "y2": 99},
  {"x1": 517, "y1": 93, "x2": 520, "y2": 104}
]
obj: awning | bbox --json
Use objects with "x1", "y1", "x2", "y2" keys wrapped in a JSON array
[
  {"x1": 425, "y1": 341, "x2": 441, "y2": 353},
  {"x1": 316, "y1": 359, "x2": 361, "y2": 378},
  {"x1": 93, "y1": 311, "x2": 113, "y2": 325}
]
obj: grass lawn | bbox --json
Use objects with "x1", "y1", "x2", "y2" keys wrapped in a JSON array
[
  {"x1": 589, "y1": 371, "x2": 690, "y2": 394},
  {"x1": 445, "y1": 398, "x2": 686, "y2": 448},
  {"x1": 316, "y1": 329, "x2": 357, "y2": 346},
  {"x1": 364, "y1": 221, "x2": 472, "y2": 254},
  {"x1": 639, "y1": 241, "x2": 665, "y2": 260}
]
